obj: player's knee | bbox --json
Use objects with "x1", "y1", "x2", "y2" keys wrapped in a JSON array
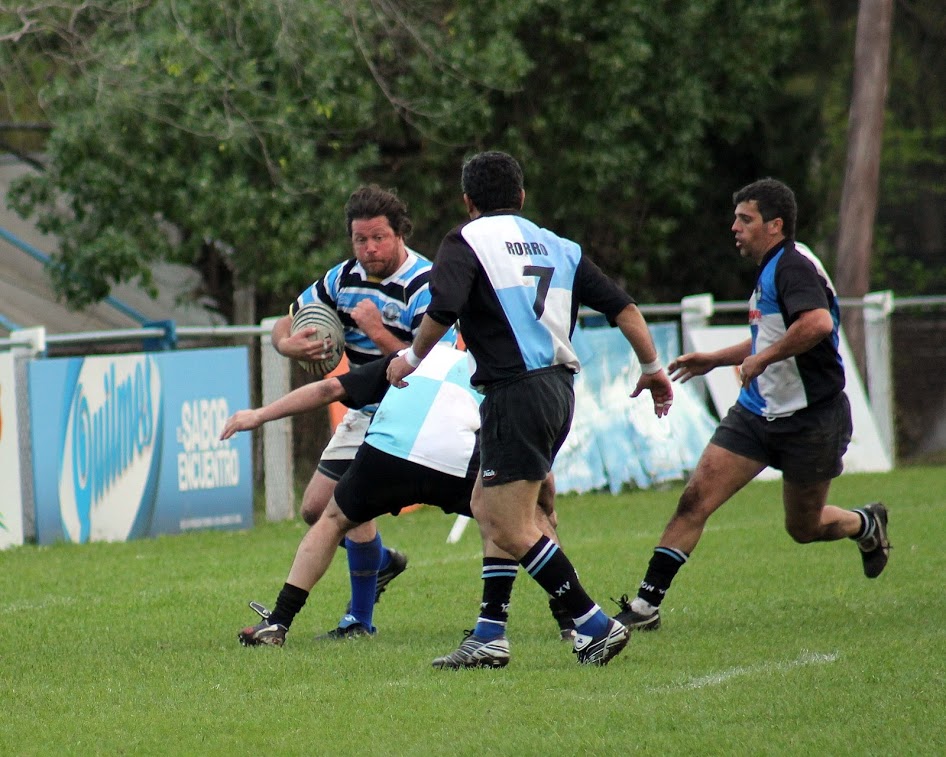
[
  {"x1": 300, "y1": 492, "x2": 329, "y2": 526},
  {"x1": 323, "y1": 502, "x2": 355, "y2": 532},
  {"x1": 674, "y1": 483, "x2": 707, "y2": 521},
  {"x1": 785, "y1": 521, "x2": 819, "y2": 544}
]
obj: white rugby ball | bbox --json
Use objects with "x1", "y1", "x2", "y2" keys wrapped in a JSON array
[{"x1": 290, "y1": 303, "x2": 345, "y2": 378}]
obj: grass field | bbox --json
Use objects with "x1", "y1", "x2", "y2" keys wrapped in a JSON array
[{"x1": 2, "y1": 466, "x2": 944, "y2": 755}]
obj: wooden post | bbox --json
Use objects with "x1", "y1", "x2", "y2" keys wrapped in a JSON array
[{"x1": 835, "y1": 0, "x2": 894, "y2": 380}]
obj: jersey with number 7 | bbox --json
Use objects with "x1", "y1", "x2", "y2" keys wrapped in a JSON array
[{"x1": 425, "y1": 212, "x2": 637, "y2": 387}]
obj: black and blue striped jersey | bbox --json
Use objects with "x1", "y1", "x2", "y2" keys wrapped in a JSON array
[
  {"x1": 739, "y1": 241, "x2": 845, "y2": 418},
  {"x1": 292, "y1": 249, "x2": 456, "y2": 367}
]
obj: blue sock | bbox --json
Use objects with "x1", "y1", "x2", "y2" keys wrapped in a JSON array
[
  {"x1": 378, "y1": 546, "x2": 392, "y2": 573},
  {"x1": 345, "y1": 534, "x2": 382, "y2": 628},
  {"x1": 574, "y1": 608, "x2": 609, "y2": 638},
  {"x1": 473, "y1": 619, "x2": 506, "y2": 640}
]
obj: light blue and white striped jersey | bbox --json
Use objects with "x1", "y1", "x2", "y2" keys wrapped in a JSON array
[{"x1": 293, "y1": 249, "x2": 456, "y2": 367}]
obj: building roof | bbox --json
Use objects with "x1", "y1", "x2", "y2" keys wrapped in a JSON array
[{"x1": 1, "y1": 155, "x2": 226, "y2": 336}]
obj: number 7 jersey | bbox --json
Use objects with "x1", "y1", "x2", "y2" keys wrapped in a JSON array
[{"x1": 426, "y1": 211, "x2": 635, "y2": 386}]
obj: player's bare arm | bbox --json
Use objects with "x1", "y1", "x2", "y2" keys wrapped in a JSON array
[
  {"x1": 220, "y1": 377, "x2": 348, "y2": 440},
  {"x1": 614, "y1": 305, "x2": 674, "y2": 417},
  {"x1": 669, "y1": 338, "x2": 753, "y2": 383}
]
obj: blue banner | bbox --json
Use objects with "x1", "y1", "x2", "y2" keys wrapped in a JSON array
[
  {"x1": 553, "y1": 322, "x2": 718, "y2": 495},
  {"x1": 29, "y1": 347, "x2": 253, "y2": 544}
]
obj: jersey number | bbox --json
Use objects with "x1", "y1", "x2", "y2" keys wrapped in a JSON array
[{"x1": 523, "y1": 265, "x2": 554, "y2": 319}]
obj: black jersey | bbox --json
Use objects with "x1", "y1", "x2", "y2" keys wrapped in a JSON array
[{"x1": 426, "y1": 212, "x2": 634, "y2": 386}]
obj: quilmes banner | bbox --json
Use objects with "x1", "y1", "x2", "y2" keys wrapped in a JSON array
[
  {"x1": 29, "y1": 347, "x2": 253, "y2": 544},
  {"x1": 0, "y1": 352, "x2": 24, "y2": 550}
]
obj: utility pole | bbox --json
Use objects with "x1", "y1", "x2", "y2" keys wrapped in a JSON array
[{"x1": 835, "y1": 0, "x2": 894, "y2": 379}]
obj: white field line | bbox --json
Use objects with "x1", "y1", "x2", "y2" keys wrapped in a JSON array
[{"x1": 649, "y1": 650, "x2": 840, "y2": 692}]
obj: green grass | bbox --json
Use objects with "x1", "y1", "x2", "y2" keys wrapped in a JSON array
[{"x1": 2, "y1": 467, "x2": 944, "y2": 755}]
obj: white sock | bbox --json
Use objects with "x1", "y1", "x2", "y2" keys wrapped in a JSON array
[{"x1": 631, "y1": 597, "x2": 657, "y2": 615}]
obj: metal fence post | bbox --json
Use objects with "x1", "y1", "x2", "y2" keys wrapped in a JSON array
[
  {"x1": 863, "y1": 290, "x2": 895, "y2": 462},
  {"x1": 260, "y1": 317, "x2": 294, "y2": 521},
  {"x1": 680, "y1": 294, "x2": 715, "y2": 404},
  {"x1": 10, "y1": 327, "x2": 45, "y2": 541}
]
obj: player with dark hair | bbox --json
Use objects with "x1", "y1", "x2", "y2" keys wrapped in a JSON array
[
  {"x1": 269, "y1": 184, "x2": 455, "y2": 638},
  {"x1": 613, "y1": 177, "x2": 890, "y2": 632},
  {"x1": 228, "y1": 344, "x2": 566, "y2": 662},
  {"x1": 387, "y1": 150, "x2": 674, "y2": 666}
]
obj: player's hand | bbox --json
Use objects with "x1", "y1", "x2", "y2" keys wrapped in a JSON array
[
  {"x1": 386, "y1": 354, "x2": 416, "y2": 388},
  {"x1": 350, "y1": 300, "x2": 384, "y2": 338},
  {"x1": 630, "y1": 369, "x2": 674, "y2": 418},
  {"x1": 737, "y1": 354, "x2": 766, "y2": 388},
  {"x1": 667, "y1": 352, "x2": 714, "y2": 383},
  {"x1": 220, "y1": 410, "x2": 263, "y2": 440},
  {"x1": 280, "y1": 328, "x2": 336, "y2": 362}
]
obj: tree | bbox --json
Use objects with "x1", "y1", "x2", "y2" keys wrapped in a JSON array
[
  {"x1": 835, "y1": 0, "x2": 894, "y2": 375},
  {"x1": 3, "y1": 0, "x2": 821, "y2": 317},
  {"x1": 2, "y1": 0, "x2": 531, "y2": 320},
  {"x1": 456, "y1": 0, "x2": 809, "y2": 302},
  {"x1": 872, "y1": 0, "x2": 946, "y2": 295}
]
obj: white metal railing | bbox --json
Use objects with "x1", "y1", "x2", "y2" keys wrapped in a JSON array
[{"x1": 5, "y1": 290, "x2": 945, "y2": 523}]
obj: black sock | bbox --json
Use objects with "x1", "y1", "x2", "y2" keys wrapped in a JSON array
[
  {"x1": 269, "y1": 583, "x2": 309, "y2": 628},
  {"x1": 548, "y1": 596, "x2": 576, "y2": 632},
  {"x1": 521, "y1": 536, "x2": 597, "y2": 624},
  {"x1": 479, "y1": 558, "x2": 518, "y2": 625},
  {"x1": 638, "y1": 547, "x2": 689, "y2": 607},
  {"x1": 851, "y1": 509, "x2": 873, "y2": 541}
]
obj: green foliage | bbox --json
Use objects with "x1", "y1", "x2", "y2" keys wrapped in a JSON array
[
  {"x1": 487, "y1": 0, "x2": 809, "y2": 300},
  {"x1": 4, "y1": 0, "x2": 530, "y2": 314},
  {"x1": 871, "y1": 1, "x2": 946, "y2": 294},
  {"x1": 811, "y1": 0, "x2": 946, "y2": 295},
  {"x1": 5, "y1": 0, "x2": 945, "y2": 313},
  {"x1": 1, "y1": 468, "x2": 944, "y2": 754},
  {"x1": 3, "y1": 0, "x2": 812, "y2": 315}
]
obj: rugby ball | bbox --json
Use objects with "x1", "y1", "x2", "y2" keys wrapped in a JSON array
[{"x1": 290, "y1": 303, "x2": 345, "y2": 378}]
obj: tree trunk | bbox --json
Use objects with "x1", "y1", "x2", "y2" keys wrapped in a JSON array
[{"x1": 835, "y1": 0, "x2": 894, "y2": 380}]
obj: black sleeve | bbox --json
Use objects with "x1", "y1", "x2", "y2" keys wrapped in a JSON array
[
  {"x1": 336, "y1": 354, "x2": 396, "y2": 409},
  {"x1": 574, "y1": 256, "x2": 636, "y2": 324},
  {"x1": 426, "y1": 228, "x2": 479, "y2": 326},
  {"x1": 776, "y1": 254, "x2": 829, "y2": 321}
]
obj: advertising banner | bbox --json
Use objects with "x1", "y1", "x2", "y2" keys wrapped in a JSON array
[
  {"x1": 0, "y1": 352, "x2": 24, "y2": 549},
  {"x1": 687, "y1": 325, "x2": 892, "y2": 476},
  {"x1": 29, "y1": 347, "x2": 253, "y2": 544},
  {"x1": 553, "y1": 322, "x2": 719, "y2": 495}
]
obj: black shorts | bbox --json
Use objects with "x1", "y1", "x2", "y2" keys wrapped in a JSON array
[
  {"x1": 711, "y1": 393, "x2": 853, "y2": 484},
  {"x1": 316, "y1": 458, "x2": 351, "y2": 482},
  {"x1": 333, "y1": 443, "x2": 475, "y2": 522},
  {"x1": 479, "y1": 366, "x2": 575, "y2": 487}
]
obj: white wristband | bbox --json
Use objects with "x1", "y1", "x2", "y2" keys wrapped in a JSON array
[
  {"x1": 404, "y1": 346, "x2": 422, "y2": 368},
  {"x1": 640, "y1": 358, "x2": 663, "y2": 375}
]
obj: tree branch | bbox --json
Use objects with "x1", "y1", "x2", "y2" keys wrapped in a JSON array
[{"x1": 0, "y1": 137, "x2": 46, "y2": 170}]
